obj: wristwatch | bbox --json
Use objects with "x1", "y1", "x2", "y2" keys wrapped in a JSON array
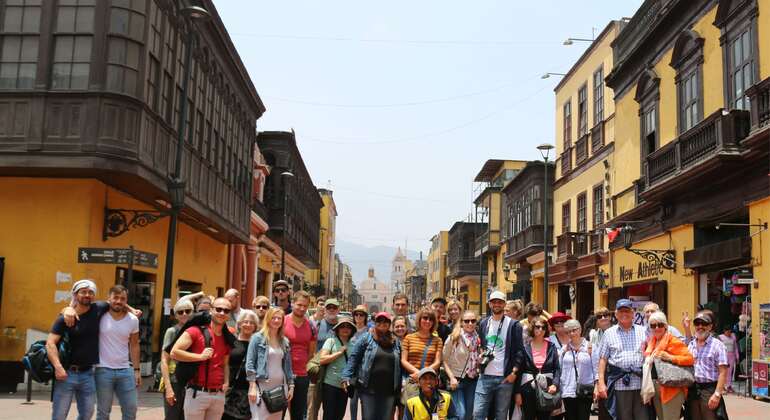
[{"x1": 713, "y1": 391, "x2": 722, "y2": 398}]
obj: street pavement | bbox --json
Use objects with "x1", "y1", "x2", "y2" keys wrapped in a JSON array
[{"x1": 0, "y1": 387, "x2": 767, "y2": 419}]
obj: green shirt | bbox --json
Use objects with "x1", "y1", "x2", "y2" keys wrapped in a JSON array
[{"x1": 322, "y1": 336, "x2": 349, "y2": 388}]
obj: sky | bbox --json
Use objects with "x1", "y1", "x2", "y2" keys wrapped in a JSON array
[{"x1": 215, "y1": 0, "x2": 644, "y2": 259}]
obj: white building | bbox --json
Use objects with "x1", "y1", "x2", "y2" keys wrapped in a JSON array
[
  {"x1": 358, "y1": 266, "x2": 392, "y2": 313},
  {"x1": 390, "y1": 247, "x2": 408, "y2": 294}
]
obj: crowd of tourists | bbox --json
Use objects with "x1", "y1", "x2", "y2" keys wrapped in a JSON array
[{"x1": 43, "y1": 278, "x2": 732, "y2": 420}]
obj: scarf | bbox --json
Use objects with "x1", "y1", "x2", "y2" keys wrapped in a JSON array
[{"x1": 462, "y1": 331, "x2": 480, "y2": 378}]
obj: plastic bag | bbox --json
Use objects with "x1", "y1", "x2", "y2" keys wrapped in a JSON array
[{"x1": 641, "y1": 355, "x2": 655, "y2": 404}]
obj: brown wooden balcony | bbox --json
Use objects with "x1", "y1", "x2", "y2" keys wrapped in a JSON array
[
  {"x1": 589, "y1": 232, "x2": 604, "y2": 253},
  {"x1": 560, "y1": 148, "x2": 572, "y2": 175},
  {"x1": 747, "y1": 77, "x2": 770, "y2": 133},
  {"x1": 575, "y1": 134, "x2": 589, "y2": 164},
  {"x1": 504, "y1": 224, "x2": 550, "y2": 261},
  {"x1": 474, "y1": 230, "x2": 500, "y2": 257},
  {"x1": 448, "y1": 259, "x2": 485, "y2": 278},
  {"x1": 591, "y1": 121, "x2": 605, "y2": 153},
  {"x1": 645, "y1": 108, "x2": 750, "y2": 189},
  {"x1": 556, "y1": 232, "x2": 592, "y2": 257}
]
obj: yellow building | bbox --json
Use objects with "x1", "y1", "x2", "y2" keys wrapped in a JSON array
[
  {"x1": 603, "y1": 0, "x2": 770, "y2": 366},
  {"x1": 549, "y1": 21, "x2": 622, "y2": 320},
  {"x1": 427, "y1": 231, "x2": 448, "y2": 301},
  {"x1": 305, "y1": 188, "x2": 337, "y2": 298},
  {"x1": 473, "y1": 160, "x2": 528, "y2": 300}
]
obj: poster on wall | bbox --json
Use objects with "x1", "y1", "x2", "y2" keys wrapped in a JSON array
[{"x1": 629, "y1": 297, "x2": 651, "y2": 326}]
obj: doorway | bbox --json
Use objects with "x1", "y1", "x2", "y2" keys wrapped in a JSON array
[{"x1": 576, "y1": 281, "x2": 594, "y2": 325}]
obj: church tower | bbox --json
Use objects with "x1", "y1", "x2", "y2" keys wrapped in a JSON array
[{"x1": 391, "y1": 247, "x2": 406, "y2": 294}]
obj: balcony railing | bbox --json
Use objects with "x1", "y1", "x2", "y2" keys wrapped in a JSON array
[
  {"x1": 504, "y1": 224, "x2": 548, "y2": 259},
  {"x1": 591, "y1": 121, "x2": 605, "y2": 153},
  {"x1": 747, "y1": 77, "x2": 770, "y2": 132},
  {"x1": 560, "y1": 148, "x2": 572, "y2": 175},
  {"x1": 575, "y1": 134, "x2": 588, "y2": 163},
  {"x1": 448, "y1": 259, "x2": 484, "y2": 278},
  {"x1": 590, "y1": 232, "x2": 604, "y2": 253},
  {"x1": 645, "y1": 109, "x2": 750, "y2": 188},
  {"x1": 556, "y1": 232, "x2": 592, "y2": 257}
]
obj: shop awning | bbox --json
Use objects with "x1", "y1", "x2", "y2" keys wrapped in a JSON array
[{"x1": 683, "y1": 237, "x2": 751, "y2": 270}]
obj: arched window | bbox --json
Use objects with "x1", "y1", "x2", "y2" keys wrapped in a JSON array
[
  {"x1": 669, "y1": 30, "x2": 705, "y2": 133},
  {"x1": 634, "y1": 68, "x2": 661, "y2": 162},
  {"x1": 714, "y1": 0, "x2": 758, "y2": 111}
]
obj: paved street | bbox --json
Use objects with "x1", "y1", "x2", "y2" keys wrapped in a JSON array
[{"x1": 1, "y1": 386, "x2": 768, "y2": 419}]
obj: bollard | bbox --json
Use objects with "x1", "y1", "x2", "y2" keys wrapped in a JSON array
[{"x1": 21, "y1": 373, "x2": 33, "y2": 405}]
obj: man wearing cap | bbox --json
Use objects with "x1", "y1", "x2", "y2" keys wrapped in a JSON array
[
  {"x1": 473, "y1": 290, "x2": 523, "y2": 420},
  {"x1": 307, "y1": 298, "x2": 340, "y2": 420},
  {"x1": 431, "y1": 297, "x2": 452, "y2": 342},
  {"x1": 683, "y1": 311, "x2": 730, "y2": 420},
  {"x1": 272, "y1": 279, "x2": 292, "y2": 313},
  {"x1": 404, "y1": 368, "x2": 457, "y2": 420},
  {"x1": 47, "y1": 279, "x2": 112, "y2": 420},
  {"x1": 594, "y1": 299, "x2": 649, "y2": 420}
]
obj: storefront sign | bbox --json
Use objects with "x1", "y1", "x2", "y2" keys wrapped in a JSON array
[
  {"x1": 618, "y1": 259, "x2": 665, "y2": 282},
  {"x1": 78, "y1": 247, "x2": 159, "y2": 268}
]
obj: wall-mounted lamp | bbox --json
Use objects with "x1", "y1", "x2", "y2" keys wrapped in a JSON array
[
  {"x1": 563, "y1": 37, "x2": 594, "y2": 46},
  {"x1": 541, "y1": 72, "x2": 567, "y2": 79},
  {"x1": 503, "y1": 264, "x2": 511, "y2": 281}
]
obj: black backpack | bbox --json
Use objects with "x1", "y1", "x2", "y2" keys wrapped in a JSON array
[
  {"x1": 22, "y1": 335, "x2": 70, "y2": 384},
  {"x1": 164, "y1": 311, "x2": 236, "y2": 385},
  {"x1": 174, "y1": 325, "x2": 211, "y2": 386}
]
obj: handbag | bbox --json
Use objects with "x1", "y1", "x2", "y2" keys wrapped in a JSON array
[
  {"x1": 306, "y1": 351, "x2": 325, "y2": 384},
  {"x1": 259, "y1": 384, "x2": 288, "y2": 413},
  {"x1": 566, "y1": 343, "x2": 594, "y2": 399},
  {"x1": 653, "y1": 357, "x2": 695, "y2": 388},
  {"x1": 535, "y1": 377, "x2": 562, "y2": 412}
]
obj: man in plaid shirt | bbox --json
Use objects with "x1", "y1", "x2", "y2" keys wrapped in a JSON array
[
  {"x1": 594, "y1": 299, "x2": 650, "y2": 420},
  {"x1": 683, "y1": 311, "x2": 729, "y2": 419}
]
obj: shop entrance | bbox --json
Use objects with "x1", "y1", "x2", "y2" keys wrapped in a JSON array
[
  {"x1": 575, "y1": 281, "x2": 594, "y2": 325},
  {"x1": 608, "y1": 281, "x2": 668, "y2": 325},
  {"x1": 116, "y1": 268, "x2": 155, "y2": 375},
  {"x1": 557, "y1": 284, "x2": 571, "y2": 315}
]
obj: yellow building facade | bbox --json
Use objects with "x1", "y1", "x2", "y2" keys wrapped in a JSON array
[
  {"x1": 305, "y1": 189, "x2": 337, "y2": 299},
  {"x1": 549, "y1": 21, "x2": 621, "y2": 319},
  {"x1": 427, "y1": 231, "x2": 448, "y2": 301},
  {"x1": 604, "y1": 0, "x2": 770, "y2": 368}
]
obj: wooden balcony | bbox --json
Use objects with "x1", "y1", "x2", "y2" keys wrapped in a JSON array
[
  {"x1": 504, "y1": 224, "x2": 549, "y2": 261},
  {"x1": 645, "y1": 108, "x2": 750, "y2": 189},
  {"x1": 589, "y1": 232, "x2": 604, "y2": 253},
  {"x1": 560, "y1": 148, "x2": 572, "y2": 175},
  {"x1": 556, "y1": 232, "x2": 591, "y2": 257},
  {"x1": 575, "y1": 134, "x2": 589, "y2": 164},
  {"x1": 591, "y1": 121, "x2": 605, "y2": 153},
  {"x1": 474, "y1": 229, "x2": 500, "y2": 257},
  {"x1": 747, "y1": 77, "x2": 770, "y2": 133}
]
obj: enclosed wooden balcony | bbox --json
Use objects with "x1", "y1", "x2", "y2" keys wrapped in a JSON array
[
  {"x1": 560, "y1": 148, "x2": 572, "y2": 175},
  {"x1": 747, "y1": 77, "x2": 770, "y2": 133},
  {"x1": 474, "y1": 229, "x2": 500, "y2": 257},
  {"x1": 591, "y1": 121, "x2": 605, "y2": 153},
  {"x1": 504, "y1": 224, "x2": 549, "y2": 261},
  {"x1": 575, "y1": 134, "x2": 589, "y2": 164}
]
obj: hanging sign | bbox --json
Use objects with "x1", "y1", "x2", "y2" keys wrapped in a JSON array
[{"x1": 78, "y1": 247, "x2": 159, "y2": 268}]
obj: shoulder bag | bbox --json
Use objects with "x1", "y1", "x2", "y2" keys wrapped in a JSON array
[
  {"x1": 569, "y1": 342, "x2": 594, "y2": 399},
  {"x1": 653, "y1": 357, "x2": 695, "y2": 388},
  {"x1": 535, "y1": 342, "x2": 562, "y2": 412}
]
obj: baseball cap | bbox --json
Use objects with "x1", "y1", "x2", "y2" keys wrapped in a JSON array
[
  {"x1": 324, "y1": 298, "x2": 340, "y2": 308},
  {"x1": 694, "y1": 312, "x2": 713, "y2": 324},
  {"x1": 374, "y1": 311, "x2": 392, "y2": 322},
  {"x1": 431, "y1": 296, "x2": 447, "y2": 305},
  {"x1": 417, "y1": 367, "x2": 438, "y2": 379},
  {"x1": 273, "y1": 280, "x2": 290, "y2": 289},
  {"x1": 615, "y1": 299, "x2": 634, "y2": 310},
  {"x1": 488, "y1": 290, "x2": 506, "y2": 302}
]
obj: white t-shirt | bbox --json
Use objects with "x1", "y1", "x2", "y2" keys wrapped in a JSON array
[
  {"x1": 97, "y1": 311, "x2": 139, "y2": 369},
  {"x1": 484, "y1": 316, "x2": 510, "y2": 376}
]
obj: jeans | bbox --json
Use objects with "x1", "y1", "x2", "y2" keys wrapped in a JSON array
[
  {"x1": 290, "y1": 375, "x2": 310, "y2": 420},
  {"x1": 52, "y1": 369, "x2": 96, "y2": 420},
  {"x1": 473, "y1": 374, "x2": 513, "y2": 420},
  {"x1": 349, "y1": 387, "x2": 359, "y2": 420},
  {"x1": 322, "y1": 384, "x2": 348, "y2": 420},
  {"x1": 95, "y1": 367, "x2": 138, "y2": 420},
  {"x1": 359, "y1": 390, "x2": 395, "y2": 420},
  {"x1": 450, "y1": 377, "x2": 477, "y2": 420}
]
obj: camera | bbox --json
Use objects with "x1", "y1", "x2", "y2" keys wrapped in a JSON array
[{"x1": 478, "y1": 348, "x2": 495, "y2": 370}]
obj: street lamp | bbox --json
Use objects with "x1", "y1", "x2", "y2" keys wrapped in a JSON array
[
  {"x1": 563, "y1": 37, "x2": 594, "y2": 45},
  {"x1": 160, "y1": 3, "x2": 210, "y2": 353},
  {"x1": 280, "y1": 171, "x2": 294, "y2": 285},
  {"x1": 537, "y1": 143, "x2": 554, "y2": 312},
  {"x1": 541, "y1": 72, "x2": 567, "y2": 79}
]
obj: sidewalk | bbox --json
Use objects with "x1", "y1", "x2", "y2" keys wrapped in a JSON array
[{"x1": 0, "y1": 386, "x2": 766, "y2": 419}]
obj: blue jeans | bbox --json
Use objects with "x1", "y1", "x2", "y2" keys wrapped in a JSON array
[
  {"x1": 451, "y1": 377, "x2": 478, "y2": 420},
  {"x1": 349, "y1": 387, "x2": 359, "y2": 420},
  {"x1": 95, "y1": 367, "x2": 138, "y2": 420},
  {"x1": 359, "y1": 390, "x2": 395, "y2": 420},
  {"x1": 472, "y1": 374, "x2": 513, "y2": 420},
  {"x1": 52, "y1": 369, "x2": 96, "y2": 420}
]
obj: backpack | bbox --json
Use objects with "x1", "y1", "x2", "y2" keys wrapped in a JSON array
[
  {"x1": 22, "y1": 335, "x2": 70, "y2": 384},
  {"x1": 164, "y1": 311, "x2": 235, "y2": 385},
  {"x1": 173, "y1": 325, "x2": 211, "y2": 386}
]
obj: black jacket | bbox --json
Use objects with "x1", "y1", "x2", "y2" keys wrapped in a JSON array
[
  {"x1": 477, "y1": 315, "x2": 523, "y2": 379},
  {"x1": 515, "y1": 339, "x2": 561, "y2": 394}
]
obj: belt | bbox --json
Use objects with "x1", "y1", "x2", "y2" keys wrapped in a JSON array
[
  {"x1": 68, "y1": 365, "x2": 92, "y2": 372},
  {"x1": 187, "y1": 384, "x2": 223, "y2": 393}
]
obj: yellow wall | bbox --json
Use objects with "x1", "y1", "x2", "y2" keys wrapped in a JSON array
[
  {"x1": 749, "y1": 197, "x2": 770, "y2": 360},
  {"x1": 0, "y1": 178, "x2": 228, "y2": 361},
  {"x1": 761, "y1": 0, "x2": 770, "y2": 80},
  {"x1": 553, "y1": 157, "x2": 612, "y2": 235}
]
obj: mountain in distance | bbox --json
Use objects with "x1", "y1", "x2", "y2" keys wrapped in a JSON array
[{"x1": 335, "y1": 239, "x2": 422, "y2": 286}]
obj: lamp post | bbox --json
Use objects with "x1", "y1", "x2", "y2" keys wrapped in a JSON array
[
  {"x1": 160, "y1": 4, "x2": 210, "y2": 352},
  {"x1": 563, "y1": 37, "x2": 594, "y2": 45},
  {"x1": 541, "y1": 72, "x2": 567, "y2": 79},
  {"x1": 537, "y1": 143, "x2": 554, "y2": 312},
  {"x1": 280, "y1": 171, "x2": 294, "y2": 285}
]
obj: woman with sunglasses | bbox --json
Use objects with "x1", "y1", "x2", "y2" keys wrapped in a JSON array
[
  {"x1": 442, "y1": 310, "x2": 480, "y2": 420},
  {"x1": 400, "y1": 307, "x2": 444, "y2": 405},
  {"x1": 515, "y1": 319, "x2": 560, "y2": 420},
  {"x1": 246, "y1": 307, "x2": 294, "y2": 420},
  {"x1": 348, "y1": 304, "x2": 370, "y2": 420},
  {"x1": 319, "y1": 316, "x2": 355, "y2": 420},
  {"x1": 342, "y1": 312, "x2": 402, "y2": 420},
  {"x1": 559, "y1": 319, "x2": 594, "y2": 420},
  {"x1": 223, "y1": 310, "x2": 260, "y2": 420},
  {"x1": 641, "y1": 311, "x2": 693, "y2": 420},
  {"x1": 252, "y1": 295, "x2": 270, "y2": 329},
  {"x1": 160, "y1": 297, "x2": 197, "y2": 420}
]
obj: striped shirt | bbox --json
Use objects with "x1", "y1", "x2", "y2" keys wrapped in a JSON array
[
  {"x1": 688, "y1": 335, "x2": 728, "y2": 383},
  {"x1": 402, "y1": 332, "x2": 443, "y2": 369},
  {"x1": 596, "y1": 324, "x2": 646, "y2": 390}
]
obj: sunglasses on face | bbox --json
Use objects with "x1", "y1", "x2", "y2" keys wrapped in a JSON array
[
  {"x1": 214, "y1": 307, "x2": 231, "y2": 314},
  {"x1": 354, "y1": 313, "x2": 366, "y2": 317},
  {"x1": 176, "y1": 309, "x2": 192, "y2": 315},
  {"x1": 326, "y1": 306, "x2": 339, "y2": 310},
  {"x1": 693, "y1": 320, "x2": 711, "y2": 327},
  {"x1": 533, "y1": 325, "x2": 547, "y2": 330},
  {"x1": 462, "y1": 319, "x2": 477, "y2": 324},
  {"x1": 421, "y1": 316, "x2": 433, "y2": 321},
  {"x1": 254, "y1": 305, "x2": 269, "y2": 310},
  {"x1": 275, "y1": 288, "x2": 288, "y2": 293},
  {"x1": 649, "y1": 323, "x2": 666, "y2": 329},
  {"x1": 568, "y1": 329, "x2": 580, "y2": 333},
  {"x1": 597, "y1": 314, "x2": 610, "y2": 319}
]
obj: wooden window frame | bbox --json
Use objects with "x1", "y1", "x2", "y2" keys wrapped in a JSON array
[
  {"x1": 593, "y1": 66, "x2": 604, "y2": 124},
  {"x1": 563, "y1": 100, "x2": 572, "y2": 148},
  {"x1": 578, "y1": 84, "x2": 588, "y2": 136},
  {"x1": 592, "y1": 183, "x2": 604, "y2": 228},
  {"x1": 715, "y1": 0, "x2": 760, "y2": 112},
  {"x1": 561, "y1": 200, "x2": 571, "y2": 234},
  {"x1": 670, "y1": 30, "x2": 705, "y2": 135}
]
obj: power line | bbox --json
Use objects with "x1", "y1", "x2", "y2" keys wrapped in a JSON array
[
  {"x1": 334, "y1": 186, "x2": 464, "y2": 204},
  {"x1": 231, "y1": 32, "x2": 559, "y2": 47}
]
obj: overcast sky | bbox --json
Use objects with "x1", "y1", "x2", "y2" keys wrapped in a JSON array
[{"x1": 216, "y1": 0, "x2": 644, "y2": 257}]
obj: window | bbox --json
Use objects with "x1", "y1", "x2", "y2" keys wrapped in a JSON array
[
  {"x1": 52, "y1": 0, "x2": 95, "y2": 90},
  {"x1": 679, "y1": 72, "x2": 699, "y2": 132},
  {"x1": 670, "y1": 30, "x2": 704, "y2": 134},
  {"x1": 561, "y1": 201, "x2": 571, "y2": 234},
  {"x1": 727, "y1": 29, "x2": 755, "y2": 111},
  {"x1": 109, "y1": 0, "x2": 145, "y2": 41},
  {"x1": 593, "y1": 67, "x2": 604, "y2": 124},
  {"x1": 592, "y1": 184, "x2": 604, "y2": 228},
  {"x1": 578, "y1": 85, "x2": 588, "y2": 136},
  {"x1": 642, "y1": 107, "x2": 657, "y2": 156},
  {"x1": 0, "y1": 0, "x2": 41, "y2": 89},
  {"x1": 563, "y1": 101, "x2": 572, "y2": 147},
  {"x1": 577, "y1": 193, "x2": 587, "y2": 233},
  {"x1": 106, "y1": 38, "x2": 139, "y2": 94},
  {"x1": 635, "y1": 69, "x2": 660, "y2": 160}
]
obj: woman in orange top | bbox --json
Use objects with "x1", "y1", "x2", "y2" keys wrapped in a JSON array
[{"x1": 645, "y1": 311, "x2": 694, "y2": 420}]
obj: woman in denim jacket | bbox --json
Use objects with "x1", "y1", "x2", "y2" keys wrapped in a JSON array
[
  {"x1": 341, "y1": 312, "x2": 402, "y2": 420},
  {"x1": 246, "y1": 307, "x2": 294, "y2": 420}
]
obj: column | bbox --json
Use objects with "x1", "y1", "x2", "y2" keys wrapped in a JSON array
[{"x1": 245, "y1": 245, "x2": 258, "y2": 306}]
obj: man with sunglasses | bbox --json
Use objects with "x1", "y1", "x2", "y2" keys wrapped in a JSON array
[
  {"x1": 473, "y1": 290, "x2": 523, "y2": 420},
  {"x1": 682, "y1": 311, "x2": 729, "y2": 419},
  {"x1": 170, "y1": 297, "x2": 233, "y2": 420},
  {"x1": 594, "y1": 299, "x2": 649, "y2": 420},
  {"x1": 273, "y1": 279, "x2": 292, "y2": 313}
]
